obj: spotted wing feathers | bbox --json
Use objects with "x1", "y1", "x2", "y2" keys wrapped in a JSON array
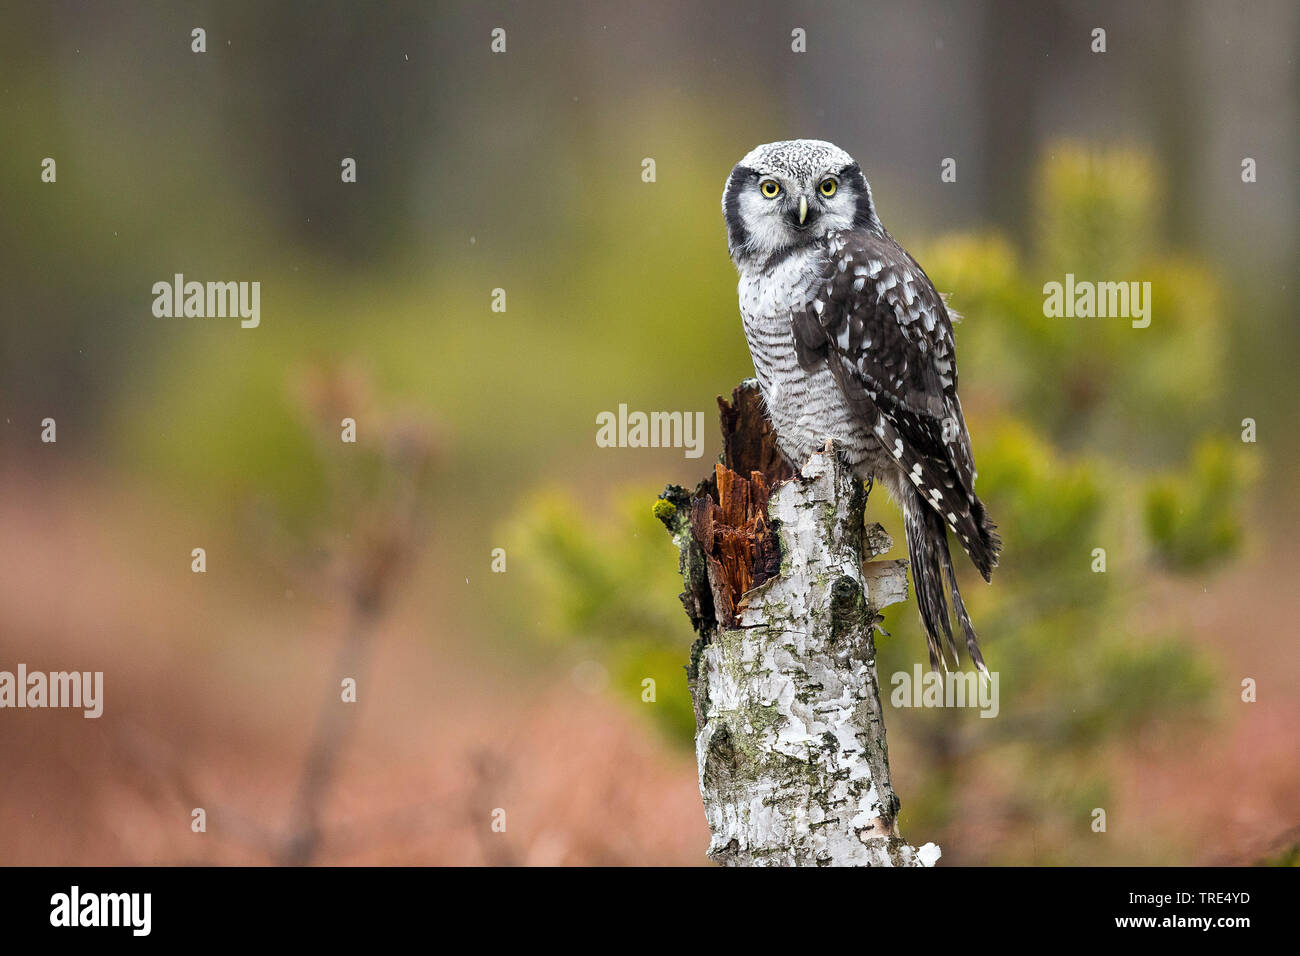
[
  {"x1": 790, "y1": 230, "x2": 999, "y2": 578},
  {"x1": 789, "y1": 230, "x2": 1000, "y2": 672}
]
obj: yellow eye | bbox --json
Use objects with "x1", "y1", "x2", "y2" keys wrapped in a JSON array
[
  {"x1": 819, "y1": 179, "x2": 837, "y2": 197},
  {"x1": 760, "y1": 180, "x2": 781, "y2": 199}
]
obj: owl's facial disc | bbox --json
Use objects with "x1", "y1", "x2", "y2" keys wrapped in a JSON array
[{"x1": 723, "y1": 140, "x2": 880, "y2": 267}]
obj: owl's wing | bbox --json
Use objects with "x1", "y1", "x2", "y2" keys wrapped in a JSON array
[{"x1": 789, "y1": 230, "x2": 993, "y2": 575}]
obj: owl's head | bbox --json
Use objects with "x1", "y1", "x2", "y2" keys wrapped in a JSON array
[{"x1": 723, "y1": 139, "x2": 880, "y2": 268}]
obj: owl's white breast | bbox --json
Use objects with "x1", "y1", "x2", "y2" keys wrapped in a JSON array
[{"x1": 736, "y1": 245, "x2": 881, "y2": 472}]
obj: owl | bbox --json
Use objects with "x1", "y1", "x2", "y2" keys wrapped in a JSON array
[{"x1": 722, "y1": 139, "x2": 1000, "y2": 673}]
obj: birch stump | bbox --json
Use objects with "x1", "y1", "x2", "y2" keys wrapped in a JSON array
[{"x1": 657, "y1": 380, "x2": 940, "y2": 867}]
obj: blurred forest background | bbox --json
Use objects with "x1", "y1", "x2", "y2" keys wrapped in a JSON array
[{"x1": 1, "y1": 0, "x2": 1297, "y2": 865}]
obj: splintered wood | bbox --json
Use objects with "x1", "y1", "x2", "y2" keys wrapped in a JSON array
[
  {"x1": 716, "y1": 384, "x2": 794, "y2": 487},
  {"x1": 690, "y1": 464, "x2": 776, "y2": 625},
  {"x1": 685, "y1": 384, "x2": 793, "y2": 626}
]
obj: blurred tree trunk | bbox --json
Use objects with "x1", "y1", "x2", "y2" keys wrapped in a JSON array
[
  {"x1": 658, "y1": 381, "x2": 939, "y2": 867},
  {"x1": 978, "y1": 0, "x2": 1052, "y2": 237}
]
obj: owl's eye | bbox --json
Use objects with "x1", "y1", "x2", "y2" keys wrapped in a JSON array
[
  {"x1": 759, "y1": 180, "x2": 781, "y2": 199},
  {"x1": 819, "y1": 179, "x2": 837, "y2": 197}
]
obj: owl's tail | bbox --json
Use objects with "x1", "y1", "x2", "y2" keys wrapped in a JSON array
[{"x1": 903, "y1": 483, "x2": 988, "y2": 675}]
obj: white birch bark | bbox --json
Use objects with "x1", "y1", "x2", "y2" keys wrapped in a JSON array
[{"x1": 666, "y1": 443, "x2": 939, "y2": 867}]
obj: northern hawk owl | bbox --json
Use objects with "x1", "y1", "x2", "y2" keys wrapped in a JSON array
[{"x1": 723, "y1": 139, "x2": 1000, "y2": 673}]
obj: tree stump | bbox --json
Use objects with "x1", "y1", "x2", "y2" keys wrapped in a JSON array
[{"x1": 657, "y1": 380, "x2": 939, "y2": 867}]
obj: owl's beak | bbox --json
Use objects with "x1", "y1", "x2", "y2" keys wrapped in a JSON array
[{"x1": 798, "y1": 196, "x2": 809, "y2": 225}]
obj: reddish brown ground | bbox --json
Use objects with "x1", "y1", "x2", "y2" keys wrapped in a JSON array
[
  {"x1": 1113, "y1": 534, "x2": 1300, "y2": 865},
  {"x1": 0, "y1": 469, "x2": 1294, "y2": 865}
]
